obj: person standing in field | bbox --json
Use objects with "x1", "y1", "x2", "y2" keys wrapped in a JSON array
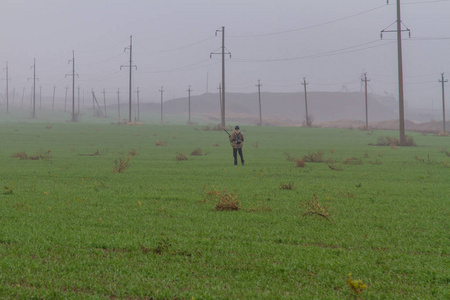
[{"x1": 230, "y1": 125, "x2": 244, "y2": 166}]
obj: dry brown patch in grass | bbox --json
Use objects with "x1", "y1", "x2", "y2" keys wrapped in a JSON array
[
  {"x1": 302, "y1": 194, "x2": 332, "y2": 224},
  {"x1": 296, "y1": 159, "x2": 306, "y2": 168},
  {"x1": 204, "y1": 187, "x2": 241, "y2": 211},
  {"x1": 112, "y1": 155, "x2": 131, "y2": 173},
  {"x1": 175, "y1": 152, "x2": 187, "y2": 161},
  {"x1": 280, "y1": 182, "x2": 294, "y2": 190},
  {"x1": 12, "y1": 152, "x2": 28, "y2": 160},
  {"x1": 190, "y1": 148, "x2": 202, "y2": 156},
  {"x1": 156, "y1": 140, "x2": 166, "y2": 146}
]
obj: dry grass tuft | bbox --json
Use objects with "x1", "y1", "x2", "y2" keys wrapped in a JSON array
[
  {"x1": 279, "y1": 182, "x2": 294, "y2": 190},
  {"x1": 156, "y1": 140, "x2": 166, "y2": 146},
  {"x1": 204, "y1": 187, "x2": 240, "y2": 211},
  {"x1": 112, "y1": 155, "x2": 131, "y2": 173},
  {"x1": 302, "y1": 194, "x2": 332, "y2": 224},
  {"x1": 295, "y1": 159, "x2": 306, "y2": 168},
  {"x1": 190, "y1": 148, "x2": 202, "y2": 156},
  {"x1": 12, "y1": 151, "x2": 28, "y2": 160},
  {"x1": 175, "y1": 152, "x2": 188, "y2": 161},
  {"x1": 303, "y1": 150, "x2": 325, "y2": 163}
]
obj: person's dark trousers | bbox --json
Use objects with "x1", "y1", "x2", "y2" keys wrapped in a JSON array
[{"x1": 233, "y1": 148, "x2": 244, "y2": 165}]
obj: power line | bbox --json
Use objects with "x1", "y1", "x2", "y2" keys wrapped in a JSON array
[
  {"x1": 135, "y1": 36, "x2": 215, "y2": 55},
  {"x1": 229, "y1": 5, "x2": 387, "y2": 38},
  {"x1": 232, "y1": 40, "x2": 393, "y2": 63}
]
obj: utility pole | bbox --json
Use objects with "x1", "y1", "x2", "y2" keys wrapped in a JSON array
[
  {"x1": 159, "y1": 86, "x2": 164, "y2": 123},
  {"x1": 102, "y1": 88, "x2": 107, "y2": 118},
  {"x1": 117, "y1": 88, "x2": 121, "y2": 120},
  {"x1": 302, "y1": 77, "x2": 310, "y2": 127},
  {"x1": 362, "y1": 73, "x2": 371, "y2": 130},
  {"x1": 218, "y1": 83, "x2": 222, "y2": 116},
  {"x1": 135, "y1": 87, "x2": 140, "y2": 121},
  {"x1": 52, "y1": 86, "x2": 56, "y2": 111},
  {"x1": 66, "y1": 50, "x2": 79, "y2": 121},
  {"x1": 211, "y1": 26, "x2": 231, "y2": 128},
  {"x1": 382, "y1": 0, "x2": 410, "y2": 145},
  {"x1": 3, "y1": 62, "x2": 10, "y2": 113},
  {"x1": 187, "y1": 85, "x2": 193, "y2": 124},
  {"x1": 439, "y1": 73, "x2": 448, "y2": 132},
  {"x1": 256, "y1": 79, "x2": 262, "y2": 126},
  {"x1": 121, "y1": 35, "x2": 137, "y2": 123},
  {"x1": 28, "y1": 58, "x2": 38, "y2": 118}
]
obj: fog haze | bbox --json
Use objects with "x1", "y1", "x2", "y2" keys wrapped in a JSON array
[{"x1": 1, "y1": 0, "x2": 450, "y2": 111}]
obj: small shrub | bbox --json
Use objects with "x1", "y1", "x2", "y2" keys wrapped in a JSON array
[
  {"x1": 190, "y1": 148, "x2": 202, "y2": 156},
  {"x1": 279, "y1": 182, "x2": 294, "y2": 190},
  {"x1": 346, "y1": 273, "x2": 367, "y2": 298},
  {"x1": 302, "y1": 194, "x2": 332, "y2": 224},
  {"x1": 112, "y1": 155, "x2": 131, "y2": 173},
  {"x1": 204, "y1": 188, "x2": 241, "y2": 211},
  {"x1": 175, "y1": 152, "x2": 187, "y2": 161},
  {"x1": 156, "y1": 140, "x2": 166, "y2": 146},
  {"x1": 296, "y1": 159, "x2": 306, "y2": 168},
  {"x1": 12, "y1": 152, "x2": 28, "y2": 160},
  {"x1": 303, "y1": 150, "x2": 325, "y2": 163}
]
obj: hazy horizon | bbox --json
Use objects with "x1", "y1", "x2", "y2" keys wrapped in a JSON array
[{"x1": 1, "y1": 0, "x2": 450, "y2": 110}]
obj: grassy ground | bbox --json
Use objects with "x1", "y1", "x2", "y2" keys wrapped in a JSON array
[{"x1": 0, "y1": 116, "x2": 448, "y2": 299}]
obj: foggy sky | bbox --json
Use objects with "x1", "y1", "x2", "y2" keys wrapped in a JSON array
[{"x1": 1, "y1": 0, "x2": 450, "y2": 109}]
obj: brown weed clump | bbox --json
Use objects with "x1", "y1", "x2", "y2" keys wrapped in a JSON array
[
  {"x1": 112, "y1": 155, "x2": 131, "y2": 173},
  {"x1": 190, "y1": 148, "x2": 202, "y2": 156},
  {"x1": 156, "y1": 140, "x2": 166, "y2": 146},
  {"x1": 280, "y1": 182, "x2": 294, "y2": 190},
  {"x1": 204, "y1": 188, "x2": 241, "y2": 211},
  {"x1": 296, "y1": 159, "x2": 306, "y2": 168},
  {"x1": 303, "y1": 150, "x2": 325, "y2": 163},
  {"x1": 302, "y1": 194, "x2": 332, "y2": 224},
  {"x1": 12, "y1": 152, "x2": 28, "y2": 160},
  {"x1": 175, "y1": 152, "x2": 188, "y2": 161}
]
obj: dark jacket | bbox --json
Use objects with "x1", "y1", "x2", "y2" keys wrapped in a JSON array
[{"x1": 230, "y1": 130, "x2": 244, "y2": 149}]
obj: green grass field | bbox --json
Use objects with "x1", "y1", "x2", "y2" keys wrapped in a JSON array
[{"x1": 0, "y1": 115, "x2": 448, "y2": 299}]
